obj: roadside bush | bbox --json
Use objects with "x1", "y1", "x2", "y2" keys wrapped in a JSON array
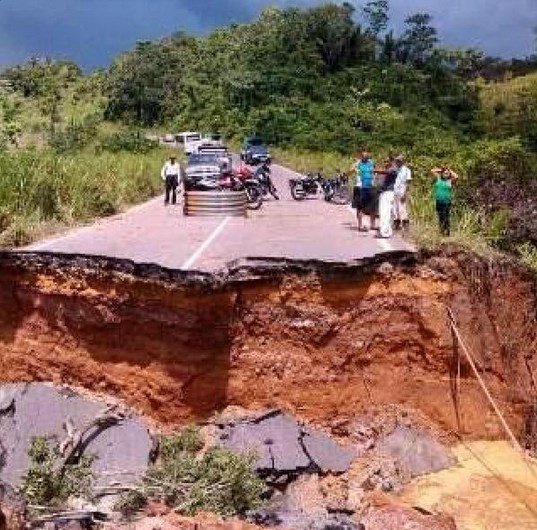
[
  {"x1": 116, "y1": 426, "x2": 264, "y2": 518},
  {"x1": 99, "y1": 129, "x2": 157, "y2": 154},
  {"x1": 49, "y1": 115, "x2": 100, "y2": 153},
  {"x1": 20, "y1": 437, "x2": 94, "y2": 510},
  {"x1": 461, "y1": 137, "x2": 535, "y2": 183},
  {"x1": 517, "y1": 242, "x2": 537, "y2": 271}
]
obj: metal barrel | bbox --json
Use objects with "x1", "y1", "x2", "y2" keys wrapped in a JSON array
[{"x1": 183, "y1": 190, "x2": 247, "y2": 217}]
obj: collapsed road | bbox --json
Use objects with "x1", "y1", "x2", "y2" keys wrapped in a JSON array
[
  {"x1": 23, "y1": 162, "x2": 414, "y2": 272},
  {"x1": 1, "y1": 228, "x2": 537, "y2": 528}
]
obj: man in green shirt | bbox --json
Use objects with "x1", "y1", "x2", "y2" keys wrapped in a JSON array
[{"x1": 431, "y1": 166, "x2": 459, "y2": 236}]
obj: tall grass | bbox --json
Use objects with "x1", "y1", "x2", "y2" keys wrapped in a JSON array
[
  {"x1": 0, "y1": 147, "x2": 169, "y2": 247},
  {"x1": 272, "y1": 147, "x2": 351, "y2": 175}
]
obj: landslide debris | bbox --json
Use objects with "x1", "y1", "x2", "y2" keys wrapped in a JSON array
[
  {"x1": 0, "y1": 383, "x2": 153, "y2": 489},
  {"x1": 0, "y1": 247, "x2": 535, "y2": 443},
  {"x1": 0, "y1": 247, "x2": 536, "y2": 529},
  {"x1": 216, "y1": 409, "x2": 355, "y2": 477}
]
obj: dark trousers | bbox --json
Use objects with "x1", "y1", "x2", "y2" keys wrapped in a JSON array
[
  {"x1": 165, "y1": 175, "x2": 178, "y2": 205},
  {"x1": 436, "y1": 200, "x2": 451, "y2": 236}
]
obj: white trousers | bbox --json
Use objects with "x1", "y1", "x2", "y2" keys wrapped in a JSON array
[
  {"x1": 379, "y1": 191, "x2": 395, "y2": 238},
  {"x1": 393, "y1": 193, "x2": 409, "y2": 221}
]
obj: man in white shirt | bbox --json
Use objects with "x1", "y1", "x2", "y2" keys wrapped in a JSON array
[
  {"x1": 161, "y1": 154, "x2": 182, "y2": 205},
  {"x1": 393, "y1": 155, "x2": 412, "y2": 230}
]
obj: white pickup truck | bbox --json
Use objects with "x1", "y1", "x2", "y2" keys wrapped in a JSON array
[
  {"x1": 175, "y1": 131, "x2": 201, "y2": 155},
  {"x1": 176, "y1": 132, "x2": 223, "y2": 155}
]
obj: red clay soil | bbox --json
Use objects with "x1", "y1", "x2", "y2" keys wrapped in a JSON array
[{"x1": 0, "y1": 249, "x2": 536, "y2": 441}]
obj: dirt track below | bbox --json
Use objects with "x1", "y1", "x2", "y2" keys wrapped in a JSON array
[{"x1": 0, "y1": 247, "x2": 536, "y2": 445}]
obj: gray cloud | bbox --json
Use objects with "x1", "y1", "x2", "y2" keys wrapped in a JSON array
[
  {"x1": 389, "y1": 0, "x2": 537, "y2": 57},
  {"x1": 0, "y1": 0, "x2": 535, "y2": 68}
]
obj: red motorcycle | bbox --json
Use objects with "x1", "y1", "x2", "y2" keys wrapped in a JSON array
[{"x1": 233, "y1": 162, "x2": 279, "y2": 200}]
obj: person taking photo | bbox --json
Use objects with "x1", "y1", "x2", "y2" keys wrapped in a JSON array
[{"x1": 431, "y1": 165, "x2": 459, "y2": 236}]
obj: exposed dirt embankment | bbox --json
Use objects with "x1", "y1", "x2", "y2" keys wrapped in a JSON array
[{"x1": 0, "y1": 250, "x2": 535, "y2": 441}]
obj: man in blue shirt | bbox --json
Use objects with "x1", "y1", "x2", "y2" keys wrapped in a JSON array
[{"x1": 352, "y1": 150, "x2": 377, "y2": 232}]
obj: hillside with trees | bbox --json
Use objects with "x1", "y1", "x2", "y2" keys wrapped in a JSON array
[{"x1": 0, "y1": 1, "x2": 536, "y2": 265}]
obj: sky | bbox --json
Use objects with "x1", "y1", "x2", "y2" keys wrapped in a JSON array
[{"x1": 0, "y1": 0, "x2": 535, "y2": 69}]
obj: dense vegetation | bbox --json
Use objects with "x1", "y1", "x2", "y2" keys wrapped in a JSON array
[
  {"x1": 116, "y1": 426, "x2": 264, "y2": 518},
  {"x1": 0, "y1": 1, "x2": 536, "y2": 265},
  {"x1": 0, "y1": 60, "x2": 165, "y2": 245}
]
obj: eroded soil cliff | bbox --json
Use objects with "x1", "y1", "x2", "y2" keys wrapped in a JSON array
[{"x1": 0, "y1": 249, "x2": 535, "y2": 441}]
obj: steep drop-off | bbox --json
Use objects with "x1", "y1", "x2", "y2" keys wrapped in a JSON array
[{"x1": 0, "y1": 249, "x2": 535, "y2": 442}]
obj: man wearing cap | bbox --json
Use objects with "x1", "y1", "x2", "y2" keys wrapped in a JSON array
[
  {"x1": 393, "y1": 155, "x2": 412, "y2": 231},
  {"x1": 161, "y1": 154, "x2": 182, "y2": 206}
]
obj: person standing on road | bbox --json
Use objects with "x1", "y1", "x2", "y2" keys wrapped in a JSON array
[
  {"x1": 431, "y1": 165, "x2": 458, "y2": 236},
  {"x1": 161, "y1": 154, "x2": 182, "y2": 206},
  {"x1": 376, "y1": 156, "x2": 399, "y2": 239},
  {"x1": 393, "y1": 155, "x2": 412, "y2": 231},
  {"x1": 351, "y1": 150, "x2": 377, "y2": 232}
]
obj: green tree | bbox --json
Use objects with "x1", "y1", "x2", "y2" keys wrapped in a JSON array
[
  {"x1": 106, "y1": 38, "x2": 187, "y2": 124},
  {"x1": 398, "y1": 12, "x2": 438, "y2": 66},
  {"x1": 362, "y1": 0, "x2": 389, "y2": 37},
  {"x1": 436, "y1": 47, "x2": 485, "y2": 79},
  {"x1": 39, "y1": 71, "x2": 62, "y2": 135}
]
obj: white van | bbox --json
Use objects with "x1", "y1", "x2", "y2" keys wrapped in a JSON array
[{"x1": 176, "y1": 132, "x2": 202, "y2": 155}]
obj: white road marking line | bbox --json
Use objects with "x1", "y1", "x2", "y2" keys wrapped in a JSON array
[
  {"x1": 27, "y1": 223, "x2": 101, "y2": 251},
  {"x1": 25, "y1": 196, "x2": 165, "y2": 251},
  {"x1": 181, "y1": 216, "x2": 231, "y2": 270}
]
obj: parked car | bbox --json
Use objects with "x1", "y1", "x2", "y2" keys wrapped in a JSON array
[
  {"x1": 240, "y1": 137, "x2": 270, "y2": 165},
  {"x1": 196, "y1": 144, "x2": 232, "y2": 173},
  {"x1": 184, "y1": 152, "x2": 228, "y2": 189}
]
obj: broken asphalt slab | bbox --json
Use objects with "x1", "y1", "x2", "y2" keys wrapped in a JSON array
[
  {"x1": 376, "y1": 424, "x2": 455, "y2": 477},
  {"x1": 0, "y1": 383, "x2": 153, "y2": 488},
  {"x1": 217, "y1": 410, "x2": 354, "y2": 475}
]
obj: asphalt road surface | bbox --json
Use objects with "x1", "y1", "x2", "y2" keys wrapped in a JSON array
[{"x1": 25, "y1": 162, "x2": 415, "y2": 272}]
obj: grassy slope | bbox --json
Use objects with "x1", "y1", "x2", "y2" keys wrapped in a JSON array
[
  {"x1": 478, "y1": 72, "x2": 537, "y2": 137},
  {"x1": 0, "y1": 82, "x2": 175, "y2": 247}
]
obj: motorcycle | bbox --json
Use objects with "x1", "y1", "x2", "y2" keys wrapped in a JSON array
[
  {"x1": 233, "y1": 162, "x2": 279, "y2": 201},
  {"x1": 289, "y1": 172, "x2": 324, "y2": 201},
  {"x1": 252, "y1": 162, "x2": 279, "y2": 200},
  {"x1": 320, "y1": 173, "x2": 350, "y2": 205},
  {"x1": 184, "y1": 173, "x2": 263, "y2": 210}
]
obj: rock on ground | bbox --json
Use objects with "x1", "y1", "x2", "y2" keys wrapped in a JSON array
[
  {"x1": 0, "y1": 483, "x2": 25, "y2": 530},
  {"x1": 248, "y1": 475, "x2": 362, "y2": 530},
  {"x1": 376, "y1": 424, "x2": 455, "y2": 478},
  {"x1": 0, "y1": 383, "x2": 153, "y2": 488},
  {"x1": 217, "y1": 410, "x2": 354, "y2": 476},
  {"x1": 361, "y1": 505, "x2": 457, "y2": 530}
]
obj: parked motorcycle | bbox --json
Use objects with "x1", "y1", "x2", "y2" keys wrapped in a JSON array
[
  {"x1": 252, "y1": 162, "x2": 279, "y2": 200},
  {"x1": 289, "y1": 172, "x2": 324, "y2": 201},
  {"x1": 233, "y1": 162, "x2": 279, "y2": 201},
  {"x1": 320, "y1": 173, "x2": 350, "y2": 205},
  {"x1": 184, "y1": 173, "x2": 263, "y2": 210}
]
